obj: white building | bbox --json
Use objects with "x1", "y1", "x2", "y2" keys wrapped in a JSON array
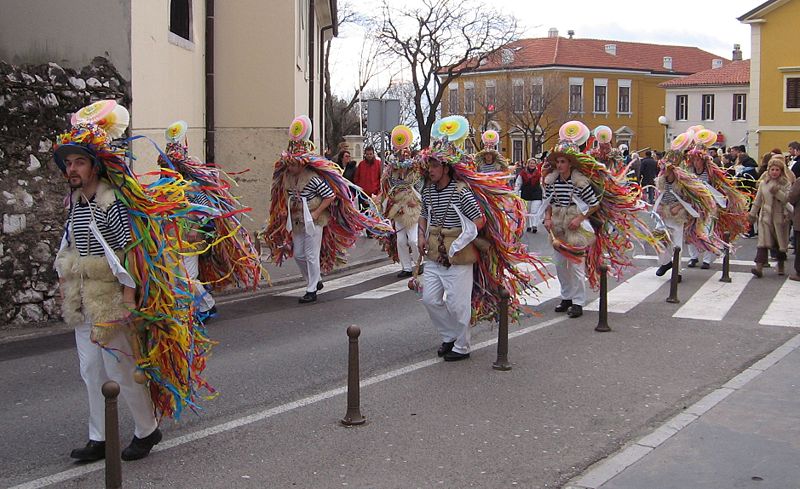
[{"x1": 660, "y1": 59, "x2": 750, "y2": 149}]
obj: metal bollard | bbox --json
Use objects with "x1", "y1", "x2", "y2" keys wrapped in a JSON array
[
  {"x1": 720, "y1": 232, "x2": 732, "y2": 283},
  {"x1": 666, "y1": 246, "x2": 681, "y2": 304},
  {"x1": 595, "y1": 265, "x2": 611, "y2": 332},
  {"x1": 341, "y1": 326, "x2": 366, "y2": 426},
  {"x1": 102, "y1": 381, "x2": 122, "y2": 489},
  {"x1": 492, "y1": 288, "x2": 512, "y2": 371}
]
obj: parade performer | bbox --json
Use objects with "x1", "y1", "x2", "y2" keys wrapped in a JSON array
[
  {"x1": 653, "y1": 131, "x2": 723, "y2": 277},
  {"x1": 542, "y1": 122, "x2": 658, "y2": 318},
  {"x1": 54, "y1": 101, "x2": 214, "y2": 462},
  {"x1": 158, "y1": 120, "x2": 264, "y2": 315},
  {"x1": 474, "y1": 130, "x2": 510, "y2": 174},
  {"x1": 417, "y1": 116, "x2": 546, "y2": 361},
  {"x1": 749, "y1": 155, "x2": 793, "y2": 277},
  {"x1": 683, "y1": 128, "x2": 749, "y2": 269},
  {"x1": 263, "y1": 116, "x2": 392, "y2": 303},
  {"x1": 381, "y1": 125, "x2": 424, "y2": 278}
]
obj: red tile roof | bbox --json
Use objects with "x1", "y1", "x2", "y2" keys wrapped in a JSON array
[
  {"x1": 659, "y1": 60, "x2": 750, "y2": 87},
  {"x1": 461, "y1": 37, "x2": 729, "y2": 75}
]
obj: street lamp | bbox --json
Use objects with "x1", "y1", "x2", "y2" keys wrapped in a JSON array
[{"x1": 657, "y1": 115, "x2": 669, "y2": 151}]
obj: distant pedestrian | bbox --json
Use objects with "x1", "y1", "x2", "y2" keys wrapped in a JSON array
[
  {"x1": 787, "y1": 173, "x2": 800, "y2": 280},
  {"x1": 354, "y1": 146, "x2": 382, "y2": 210},
  {"x1": 514, "y1": 157, "x2": 543, "y2": 233},
  {"x1": 788, "y1": 141, "x2": 800, "y2": 180},
  {"x1": 337, "y1": 150, "x2": 357, "y2": 183},
  {"x1": 639, "y1": 150, "x2": 659, "y2": 204},
  {"x1": 749, "y1": 156, "x2": 792, "y2": 277}
]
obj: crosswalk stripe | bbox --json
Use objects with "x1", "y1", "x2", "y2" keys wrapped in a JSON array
[
  {"x1": 277, "y1": 264, "x2": 399, "y2": 296},
  {"x1": 673, "y1": 271, "x2": 753, "y2": 321},
  {"x1": 634, "y1": 254, "x2": 752, "y2": 267},
  {"x1": 520, "y1": 277, "x2": 561, "y2": 306},
  {"x1": 759, "y1": 279, "x2": 800, "y2": 328},
  {"x1": 347, "y1": 280, "x2": 412, "y2": 299},
  {"x1": 585, "y1": 267, "x2": 667, "y2": 313}
]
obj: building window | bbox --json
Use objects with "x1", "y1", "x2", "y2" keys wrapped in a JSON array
[
  {"x1": 530, "y1": 77, "x2": 544, "y2": 112},
  {"x1": 512, "y1": 139, "x2": 523, "y2": 163},
  {"x1": 594, "y1": 79, "x2": 608, "y2": 113},
  {"x1": 569, "y1": 78, "x2": 584, "y2": 113},
  {"x1": 786, "y1": 77, "x2": 800, "y2": 109},
  {"x1": 512, "y1": 79, "x2": 524, "y2": 113},
  {"x1": 485, "y1": 80, "x2": 496, "y2": 110},
  {"x1": 464, "y1": 83, "x2": 475, "y2": 114},
  {"x1": 676, "y1": 94, "x2": 688, "y2": 121},
  {"x1": 170, "y1": 0, "x2": 191, "y2": 40},
  {"x1": 618, "y1": 81, "x2": 631, "y2": 114},
  {"x1": 733, "y1": 93, "x2": 747, "y2": 121},
  {"x1": 701, "y1": 94, "x2": 715, "y2": 120},
  {"x1": 448, "y1": 85, "x2": 459, "y2": 114}
]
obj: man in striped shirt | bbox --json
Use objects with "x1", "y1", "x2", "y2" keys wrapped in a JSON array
[
  {"x1": 542, "y1": 151, "x2": 600, "y2": 318},
  {"x1": 418, "y1": 157, "x2": 485, "y2": 361},
  {"x1": 54, "y1": 145, "x2": 161, "y2": 462},
  {"x1": 285, "y1": 158, "x2": 335, "y2": 303}
]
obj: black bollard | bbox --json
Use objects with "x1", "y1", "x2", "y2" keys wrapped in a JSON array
[
  {"x1": 341, "y1": 326, "x2": 366, "y2": 426},
  {"x1": 666, "y1": 246, "x2": 681, "y2": 304},
  {"x1": 493, "y1": 288, "x2": 512, "y2": 371},
  {"x1": 720, "y1": 232, "x2": 732, "y2": 283},
  {"x1": 595, "y1": 265, "x2": 611, "y2": 332},
  {"x1": 102, "y1": 381, "x2": 122, "y2": 489}
]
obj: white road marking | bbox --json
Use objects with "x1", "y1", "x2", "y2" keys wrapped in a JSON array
[
  {"x1": 585, "y1": 267, "x2": 667, "y2": 313},
  {"x1": 759, "y1": 279, "x2": 800, "y2": 328},
  {"x1": 673, "y1": 271, "x2": 752, "y2": 321},
  {"x1": 8, "y1": 316, "x2": 569, "y2": 489},
  {"x1": 634, "y1": 254, "x2": 752, "y2": 267},
  {"x1": 347, "y1": 280, "x2": 412, "y2": 299},
  {"x1": 277, "y1": 264, "x2": 399, "y2": 296}
]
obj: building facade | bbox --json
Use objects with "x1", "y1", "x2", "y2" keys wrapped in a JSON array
[
  {"x1": 0, "y1": 0, "x2": 338, "y2": 228},
  {"x1": 441, "y1": 33, "x2": 728, "y2": 161},
  {"x1": 739, "y1": 0, "x2": 800, "y2": 156},
  {"x1": 660, "y1": 59, "x2": 750, "y2": 150}
]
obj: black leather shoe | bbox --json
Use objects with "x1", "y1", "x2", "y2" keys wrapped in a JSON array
[
  {"x1": 687, "y1": 258, "x2": 698, "y2": 268},
  {"x1": 554, "y1": 299, "x2": 572, "y2": 313},
  {"x1": 700, "y1": 262, "x2": 711, "y2": 270},
  {"x1": 656, "y1": 263, "x2": 673, "y2": 276},
  {"x1": 316, "y1": 281, "x2": 324, "y2": 291},
  {"x1": 531, "y1": 226, "x2": 537, "y2": 234},
  {"x1": 70, "y1": 440, "x2": 106, "y2": 462},
  {"x1": 121, "y1": 428, "x2": 162, "y2": 461},
  {"x1": 567, "y1": 305, "x2": 583, "y2": 318},
  {"x1": 443, "y1": 350, "x2": 470, "y2": 362},
  {"x1": 299, "y1": 292, "x2": 317, "y2": 304},
  {"x1": 437, "y1": 341, "x2": 455, "y2": 357},
  {"x1": 397, "y1": 270, "x2": 413, "y2": 278}
]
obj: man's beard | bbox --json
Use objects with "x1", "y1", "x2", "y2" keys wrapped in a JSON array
[{"x1": 68, "y1": 176, "x2": 83, "y2": 189}]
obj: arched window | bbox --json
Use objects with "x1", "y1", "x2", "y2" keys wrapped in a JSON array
[{"x1": 170, "y1": 0, "x2": 191, "y2": 41}]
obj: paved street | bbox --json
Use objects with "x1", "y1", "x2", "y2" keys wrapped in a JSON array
[{"x1": 1, "y1": 233, "x2": 798, "y2": 488}]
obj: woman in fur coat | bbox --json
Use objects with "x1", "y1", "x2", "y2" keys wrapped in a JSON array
[{"x1": 749, "y1": 156, "x2": 793, "y2": 277}]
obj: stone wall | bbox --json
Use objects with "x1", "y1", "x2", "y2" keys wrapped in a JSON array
[{"x1": 0, "y1": 57, "x2": 130, "y2": 329}]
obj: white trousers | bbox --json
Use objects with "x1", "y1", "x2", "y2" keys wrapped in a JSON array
[
  {"x1": 553, "y1": 251, "x2": 587, "y2": 306},
  {"x1": 422, "y1": 261, "x2": 473, "y2": 354},
  {"x1": 75, "y1": 320, "x2": 157, "y2": 441},
  {"x1": 184, "y1": 254, "x2": 215, "y2": 312},
  {"x1": 526, "y1": 200, "x2": 542, "y2": 229},
  {"x1": 293, "y1": 225, "x2": 324, "y2": 293},
  {"x1": 687, "y1": 220, "x2": 717, "y2": 264},
  {"x1": 396, "y1": 223, "x2": 420, "y2": 272},
  {"x1": 658, "y1": 218, "x2": 685, "y2": 266}
]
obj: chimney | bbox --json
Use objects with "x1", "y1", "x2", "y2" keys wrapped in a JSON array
[
  {"x1": 712, "y1": 59, "x2": 724, "y2": 69},
  {"x1": 567, "y1": 29, "x2": 575, "y2": 39},
  {"x1": 732, "y1": 43, "x2": 743, "y2": 61},
  {"x1": 548, "y1": 27, "x2": 559, "y2": 38},
  {"x1": 663, "y1": 56, "x2": 673, "y2": 70},
  {"x1": 604, "y1": 43, "x2": 617, "y2": 56}
]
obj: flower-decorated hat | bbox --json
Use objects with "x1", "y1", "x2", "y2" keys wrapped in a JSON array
[
  {"x1": 157, "y1": 120, "x2": 196, "y2": 169},
  {"x1": 281, "y1": 115, "x2": 316, "y2": 164},
  {"x1": 54, "y1": 99, "x2": 130, "y2": 176},
  {"x1": 588, "y1": 125, "x2": 623, "y2": 163},
  {"x1": 547, "y1": 120, "x2": 591, "y2": 167},
  {"x1": 388, "y1": 124, "x2": 415, "y2": 169},
  {"x1": 417, "y1": 115, "x2": 472, "y2": 168},
  {"x1": 474, "y1": 129, "x2": 508, "y2": 168}
]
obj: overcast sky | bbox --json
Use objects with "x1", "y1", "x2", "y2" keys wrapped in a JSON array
[{"x1": 329, "y1": 0, "x2": 757, "y2": 97}]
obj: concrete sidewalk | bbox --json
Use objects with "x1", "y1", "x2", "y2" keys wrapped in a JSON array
[{"x1": 568, "y1": 333, "x2": 800, "y2": 489}]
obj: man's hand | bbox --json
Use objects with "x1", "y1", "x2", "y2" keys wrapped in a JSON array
[
  {"x1": 543, "y1": 217, "x2": 552, "y2": 231},
  {"x1": 418, "y1": 234, "x2": 427, "y2": 256},
  {"x1": 568, "y1": 215, "x2": 584, "y2": 231}
]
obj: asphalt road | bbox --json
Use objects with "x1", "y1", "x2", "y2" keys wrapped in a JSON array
[{"x1": 1, "y1": 233, "x2": 797, "y2": 488}]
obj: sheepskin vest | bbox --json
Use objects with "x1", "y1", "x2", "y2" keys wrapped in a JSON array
[
  {"x1": 286, "y1": 169, "x2": 330, "y2": 228},
  {"x1": 386, "y1": 169, "x2": 422, "y2": 230},
  {"x1": 544, "y1": 170, "x2": 597, "y2": 250},
  {"x1": 55, "y1": 182, "x2": 130, "y2": 327}
]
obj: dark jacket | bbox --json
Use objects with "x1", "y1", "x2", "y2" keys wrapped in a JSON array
[{"x1": 639, "y1": 157, "x2": 658, "y2": 186}]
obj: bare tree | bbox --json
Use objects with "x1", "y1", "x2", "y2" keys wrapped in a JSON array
[
  {"x1": 376, "y1": 0, "x2": 520, "y2": 147},
  {"x1": 501, "y1": 74, "x2": 569, "y2": 159}
]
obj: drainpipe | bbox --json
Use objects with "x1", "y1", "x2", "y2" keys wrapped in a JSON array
[
  {"x1": 205, "y1": 0, "x2": 215, "y2": 163},
  {"x1": 308, "y1": 0, "x2": 315, "y2": 134}
]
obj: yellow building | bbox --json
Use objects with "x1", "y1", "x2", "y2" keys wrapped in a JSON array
[
  {"x1": 739, "y1": 0, "x2": 800, "y2": 156},
  {"x1": 441, "y1": 32, "x2": 728, "y2": 161}
]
